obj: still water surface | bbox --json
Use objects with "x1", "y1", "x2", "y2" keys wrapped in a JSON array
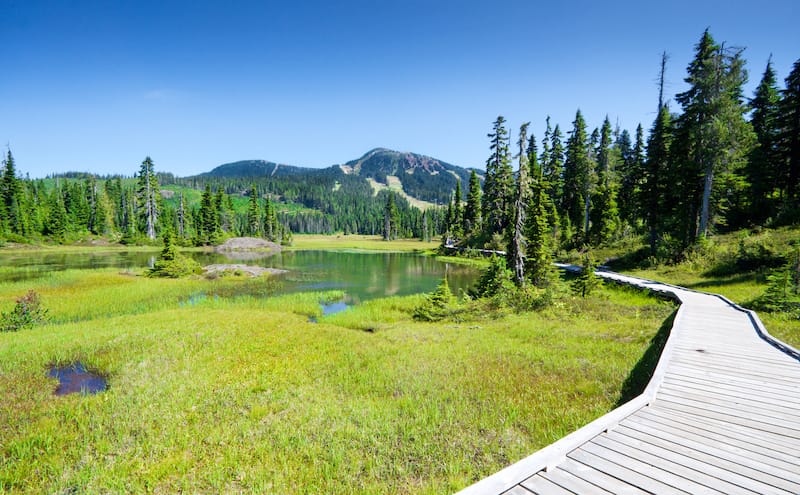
[{"x1": 0, "y1": 249, "x2": 479, "y2": 302}]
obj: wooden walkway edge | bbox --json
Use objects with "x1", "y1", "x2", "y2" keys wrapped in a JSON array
[{"x1": 455, "y1": 267, "x2": 800, "y2": 495}]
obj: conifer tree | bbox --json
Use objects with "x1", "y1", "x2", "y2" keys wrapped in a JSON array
[
  {"x1": 383, "y1": 192, "x2": 399, "y2": 241},
  {"x1": 589, "y1": 116, "x2": 619, "y2": 245},
  {"x1": 136, "y1": 156, "x2": 160, "y2": 240},
  {"x1": 779, "y1": 59, "x2": 800, "y2": 211},
  {"x1": 1, "y1": 150, "x2": 26, "y2": 235},
  {"x1": 507, "y1": 123, "x2": 531, "y2": 286},
  {"x1": 177, "y1": 192, "x2": 186, "y2": 238},
  {"x1": 482, "y1": 116, "x2": 514, "y2": 237},
  {"x1": 463, "y1": 170, "x2": 482, "y2": 235},
  {"x1": 247, "y1": 184, "x2": 261, "y2": 236},
  {"x1": 674, "y1": 30, "x2": 755, "y2": 240},
  {"x1": 451, "y1": 180, "x2": 463, "y2": 238},
  {"x1": 563, "y1": 110, "x2": 592, "y2": 243},
  {"x1": 643, "y1": 105, "x2": 673, "y2": 253},
  {"x1": 747, "y1": 57, "x2": 782, "y2": 222},
  {"x1": 526, "y1": 136, "x2": 555, "y2": 288}
]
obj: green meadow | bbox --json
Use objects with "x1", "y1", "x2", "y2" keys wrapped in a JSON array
[{"x1": 0, "y1": 246, "x2": 674, "y2": 494}]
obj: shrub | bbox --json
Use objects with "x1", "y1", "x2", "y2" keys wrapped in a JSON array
[
  {"x1": 1, "y1": 290, "x2": 49, "y2": 332},
  {"x1": 147, "y1": 232, "x2": 202, "y2": 278},
  {"x1": 413, "y1": 278, "x2": 457, "y2": 321},
  {"x1": 754, "y1": 247, "x2": 800, "y2": 317},
  {"x1": 571, "y1": 253, "x2": 602, "y2": 297}
]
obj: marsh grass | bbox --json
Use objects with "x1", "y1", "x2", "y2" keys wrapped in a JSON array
[
  {"x1": 289, "y1": 234, "x2": 438, "y2": 252},
  {"x1": 0, "y1": 265, "x2": 673, "y2": 494}
]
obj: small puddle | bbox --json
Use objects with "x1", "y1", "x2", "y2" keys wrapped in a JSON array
[
  {"x1": 322, "y1": 301, "x2": 349, "y2": 316},
  {"x1": 48, "y1": 362, "x2": 107, "y2": 396},
  {"x1": 309, "y1": 300, "x2": 351, "y2": 323}
]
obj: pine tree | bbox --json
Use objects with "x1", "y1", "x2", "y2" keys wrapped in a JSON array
[
  {"x1": 247, "y1": 184, "x2": 261, "y2": 236},
  {"x1": 589, "y1": 116, "x2": 619, "y2": 245},
  {"x1": 643, "y1": 105, "x2": 673, "y2": 253},
  {"x1": 177, "y1": 192, "x2": 186, "y2": 238},
  {"x1": 198, "y1": 184, "x2": 218, "y2": 244},
  {"x1": 451, "y1": 180, "x2": 463, "y2": 238},
  {"x1": 1, "y1": 150, "x2": 26, "y2": 235},
  {"x1": 482, "y1": 116, "x2": 514, "y2": 237},
  {"x1": 674, "y1": 30, "x2": 755, "y2": 240},
  {"x1": 507, "y1": 123, "x2": 531, "y2": 286},
  {"x1": 563, "y1": 110, "x2": 592, "y2": 244},
  {"x1": 264, "y1": 194, "x2": 278, "y2": 241},
  {"x1": 747, "y1": 57, "x2": 782, "y2": 222},
  {"x1": 779, "y1": 59, "x2": 800, "y2": 212},
  {"x1": 383, "y1": 192, "x2": 398, "y2": 241},
  {"x1": 44, "y1": 187, "x2": 68, "y2": 240},
  {"x1": 136, "y1": 156, "x2": 160, "y2": 240},
  {"x1": 463, "y1": 170, "x2": 482, "y2": 235},
  {"x1": 526, "y1": 137, "x2": 555, "y2": 288}
]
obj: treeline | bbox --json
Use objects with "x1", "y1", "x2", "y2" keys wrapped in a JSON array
[
  {"x1": 0, "y1": 152, "x2": 449, "y2": 244},
  {"x1": 443, "y1": 29, "x2": 800, "y2": 277}
]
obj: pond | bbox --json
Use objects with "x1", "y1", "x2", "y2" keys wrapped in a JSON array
[{"x1": 0, "y1": 249, "x2": 480, "y2": 303}]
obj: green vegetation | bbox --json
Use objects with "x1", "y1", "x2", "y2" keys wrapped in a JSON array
[
  {"x1": 0, "y1": 290, "x2": 48, "y2": 332},
  {"x1": 0, "y1": 261, "x2": 673, "y2": 494},
  {"x1": 146, "y1": 232, "x2": 202, "y2": 278}
]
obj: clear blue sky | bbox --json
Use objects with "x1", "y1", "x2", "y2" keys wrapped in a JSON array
[{"x1": 2, "y1": 0, "x2": 798, "y2": 178}]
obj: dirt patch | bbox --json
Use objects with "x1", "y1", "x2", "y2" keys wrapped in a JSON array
[
  {"x1": 203, "y1": 264, "x2": 288, "y2": 278},
  {"x1": 215, "y1": 237, "x2": 281, "y2": 253}
]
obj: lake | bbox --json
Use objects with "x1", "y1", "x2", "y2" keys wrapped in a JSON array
[{"x1": 0, "y1": 249, "x2": 480, "y2": 303}]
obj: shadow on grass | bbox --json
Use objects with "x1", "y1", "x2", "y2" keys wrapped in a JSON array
[
  {"x1": 615, "y1": 310, "x2": 676, "y2": 407},
  {"x1": 684, "y1": 272, "x2": 760, "y2": 290}
]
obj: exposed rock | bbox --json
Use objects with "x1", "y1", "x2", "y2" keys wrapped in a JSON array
[{"x1": 214, "y1": 237, "x2": 281, "y2": 253}]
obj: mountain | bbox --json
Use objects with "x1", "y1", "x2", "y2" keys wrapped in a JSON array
[
  {"x1": 198, "y1": 148, "x2": 479, "y2": 204},
  {"x1": 199, "y1": 160, "x2": 314, "y2": 178}
]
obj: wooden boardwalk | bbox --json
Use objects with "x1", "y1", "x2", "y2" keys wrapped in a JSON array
[{"x1": 457, "y1": 269, "x2": 800, "y2": 495}]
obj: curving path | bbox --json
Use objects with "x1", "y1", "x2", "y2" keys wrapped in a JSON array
[{"x1": 456, "y1": 268, "x2": 800, "y2": 495}]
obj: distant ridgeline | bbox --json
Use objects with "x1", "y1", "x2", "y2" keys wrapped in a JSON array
[{"x1": 5, "y1": 148, "x2": 476, "y2": 243}]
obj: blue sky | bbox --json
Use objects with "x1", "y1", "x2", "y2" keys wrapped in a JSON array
[{"x1": 2, "y1": 0, "x2": 798, "y2": 178}]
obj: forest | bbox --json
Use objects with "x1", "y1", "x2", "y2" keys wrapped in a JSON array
[{"x1": 1, "y1": 30, "x2": 798, "y2": 269}]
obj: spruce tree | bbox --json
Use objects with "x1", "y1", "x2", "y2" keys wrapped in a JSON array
[
  {"x1": 562, "y1": 110, "x2": 592, "y2": 244},
  {"x1": 747, "y1": 57, "x2": 782, "y2": 222},
  {"x1": 507, "y1": 123, "x2": 531, "y2": 286},
  {"x1": 674, "y1": 30, "x2": 755, "y2": 240},
  {"x1": 643, "y1": 106, "x2": 673, "y2": 253},
  {"x1": 589, "y1": 116, "x2": 619, "y2": 245},
  {"x1": 247, "y1": 184, "x2": 261, "y2": 236},
  {"x1": 463, "y1": 170, "x2": 482, "y2": 235},
  {"x1": 779, "y1": 59, "x2": 800, "y2": 212},
  {"x1": 383, "y1": 192, "x2": 399, "y2": 241},
  {"x1": 136, "y1": 156, "x2": 160, "y2": 240},
  {"x1": 482, "y1": 116, "x2": 514, "y2": 237}
]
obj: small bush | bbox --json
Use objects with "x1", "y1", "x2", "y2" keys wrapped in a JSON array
[
  {"x1": 147, "y1": 232, "x2": 202, "y2": 278},
  {"x1": 571, "y1": 253, "x2": 602, "y2": 297},
  {"x1": 1, "y1": 290, "x2": 49, "y2": 332},
  {"x1": 413, "y1": 278, "x2": 458, "y2": 321}
]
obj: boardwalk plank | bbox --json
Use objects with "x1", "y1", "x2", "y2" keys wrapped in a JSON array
[
  {"x1": 568, "y1": 449, "x2": 693, "y2": 495},
  {"x1": 557, "y1": 458, "x2": 650, "y2": 495},
  {"x1": 518, "y1": 475, "x2": 574, "y2": 495}
]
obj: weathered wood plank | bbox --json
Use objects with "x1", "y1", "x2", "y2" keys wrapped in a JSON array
[
  {"x1": 613, "y1": 424, "x2": 800, "y2": 492},
  {"x1": 557, "y1": 458, "x2": 650, "y2": 495},
  {"x1": 518, "y1": 475, "x2": 574, "y2": 495},
  {"x1": 539, "y1": 468, "x2": 613, "y2": 494},
  {"x1": 568, "y1": 449, "x2": 694, "y2": 494},
  {"x1": 629, "y1": 411, "x2": 800, "y2": 474}
]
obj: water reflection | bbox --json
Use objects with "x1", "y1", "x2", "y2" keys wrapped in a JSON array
[
  {"x1": 0, "y1": 249, "x2": 479, "y2": 302},
  {"x1": 48, "y1": 362, "x2": 107, "y2": 396}
]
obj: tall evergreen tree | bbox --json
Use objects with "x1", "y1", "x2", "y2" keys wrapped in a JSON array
[
  {"x1": 463, "y1": 170, "x2": 482, "y2": 235},
  {"x1": 383, "y1": 192, "x2": 399, "y2": 241},
  {"x1": 589, "y1": 116, "x2": 619, "y2": 245},
  {"x1": 562, "y1": 110, "x2": 592, "y2": 243},
  {"x1": 507, "y1": 123, "x2": 531, "y2": 286},
  {"x1": 247, "y1": 184, "x2": 262, "y2": 236},
  {"x1": 136, "y1": 156, "x2": 160, "y2": 240},
  {"x1": 780, "y1": 58, "x2": 800, "y2": 212},
  {"x1": 643, "y1": 106, "x2": 673, "y2": 253},
  {"x1": 674, "y1": 30, "x2": 755, "y2": 240},
  {"x1": 1, "y1": 150, "x2": 26, "y2": 235},
  {"x1": 482, "y1": 116, "x2": 514, "y2": 237},
  {"x1": 747, "y1": 57, "x2": 782, "y2": 222},
  {"x1": 451, "y1": 180, "x2": 463, "y2": 238}
]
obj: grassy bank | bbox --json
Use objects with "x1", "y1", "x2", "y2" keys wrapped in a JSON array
[
  {"x1": 604, "y1": 226, "x2": 800, "y2": 349},
  {"x1": 0, "y1": 268, "x2": 672, "y2": 494},
  {"x1": 289, "y1": 234, "x2": 438, "y2": 252}
]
